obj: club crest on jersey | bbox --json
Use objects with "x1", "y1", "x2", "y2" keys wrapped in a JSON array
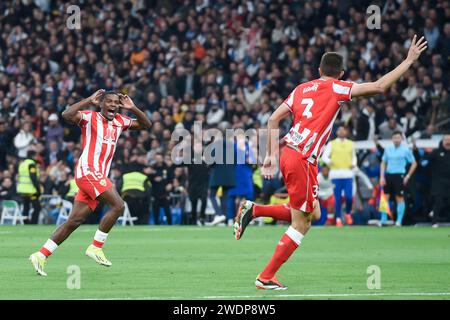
[
  {"x1": 99, "y1": 179, "x2": 107, "y2": 187},
  {"x1": 103, "y1": 127, "x2": 117, "y2": 143},
  {"x1": 303, "y1": 83, "x2": 319, "y2": 94}
]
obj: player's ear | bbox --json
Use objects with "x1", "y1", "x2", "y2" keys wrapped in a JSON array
[
  {"x1": 318, "y1": 68, "x2": 323, "y2": 77},
  {"x1": 339, "y1": 70, "x2": 345, "y2": 79}
]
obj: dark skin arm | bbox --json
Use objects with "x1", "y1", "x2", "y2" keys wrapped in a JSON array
[
  {"x1": 119, "y1": 94, "x2": 152, "y2": 130},
  {"x1": 61, "y1": 89, "x2": 105, "y2": 125}
]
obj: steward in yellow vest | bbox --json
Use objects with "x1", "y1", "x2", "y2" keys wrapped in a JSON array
[
  {"x1": 65, "y1": 178, "x2": 79, "y2": 201},
  {"x1": 118, "y1": 165, "x2": 152, "y2": 225},
  {"x1": 121, "y1": 172, "x2": 150, "y2": 196},
  {"x1": 321, "y1": 126, "x2": 356, "y2": 226},
  {"x1": 16, "y1": 150, "x2": 42, "y2": 224}
]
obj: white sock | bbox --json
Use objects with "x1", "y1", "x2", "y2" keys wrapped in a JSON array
[
  {"x1": 93, "y1": 230, "x2": 108, "y2": 247},
  {"x1": 39, "y1": 239, "x2": 58, "y2": 258},
  {"x1": 285, "y1": 226, "x2": 304, "y2": 246}
]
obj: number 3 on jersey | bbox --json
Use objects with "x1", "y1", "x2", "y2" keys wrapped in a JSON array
[
  {"x1": 285, "y1": 98, "x2": 318, "y2": 154},
  {"x1": 301, "y1": 98, "x2": 313, "y2": 119}
]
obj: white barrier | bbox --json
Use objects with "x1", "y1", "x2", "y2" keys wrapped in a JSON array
[{"x1": 353, "y1": 139, "x2": 440, "y2": 150}]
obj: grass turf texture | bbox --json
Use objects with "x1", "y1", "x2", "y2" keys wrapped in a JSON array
[{"x1": 0, "y1": 225, "x2": 449, "y2": 300}]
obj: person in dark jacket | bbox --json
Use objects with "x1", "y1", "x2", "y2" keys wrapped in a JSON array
[
  {"x1": 0, "y1": 177, "x2": 20, "y2": 202},
  {"x1": 355, "y1": 104, "x2": 377, "y2": 141},
  {"x1": 208, "y1": 135, "x2": 236, "y2": 225},
  {"x1": 227, "y1": 136, "x2": 255, "y2": 224},
  {"x1": 0, "y1": 117, "x2": 19, "y2": 170},
  {"x1": 185, "y1": 142, "x2": 210, "y2": 225},
  {"x1": 174, "y1": 64, "x2": 202, "y2": 100},
  {"x1": 149, "y1": 153, "x2": 173, "y2": 225},
  {"x1": 413, "y1": 134, "x2": 450, "y2": 226}
]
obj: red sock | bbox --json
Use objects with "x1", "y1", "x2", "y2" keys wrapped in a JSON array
[
  {"x1": 39, "y1": 247, "x2": 52, "y2": 257},
  {"x1": 92, "y1": 240, "x2": 104, "y2": 248},
  {"x1": 92, "y1": 230, "x2": 108, "y2": 248},
  {"x1": 260, "y1": 229, "x2": 301, "y2": 279},
  {"x1": 39, "y1": 239, "x2": 58, "y2": 258},
  {"x1": 253, "y1": 204, "x2": 292, "y2": 222}
]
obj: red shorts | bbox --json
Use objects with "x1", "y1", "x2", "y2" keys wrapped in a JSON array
[
  {"x1": 75, "y1": 170, "x2": 113, "y2": 211},
  {"x1": 280, "y1": 146, "x2": 318, "y2": 213},
  {"x1": 319, "y1": 195, "x2": 335, "y2": 209}
]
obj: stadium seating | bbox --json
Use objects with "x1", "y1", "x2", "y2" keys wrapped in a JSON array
[{"x1": 0, "y1": 200, "x2": 26, "y2": 225}]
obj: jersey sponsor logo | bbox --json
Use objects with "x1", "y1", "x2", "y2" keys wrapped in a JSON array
[
  {"x1": 103, "y1": 127, "x2": 117, "y2": 143},
  {"x1": 303, "y1": 83, "x2": 319, "y2": 94}
]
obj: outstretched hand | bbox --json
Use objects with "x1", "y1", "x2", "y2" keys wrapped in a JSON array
[{"x1": 406, "y1": 35, "x2": 427, "y2": 62}]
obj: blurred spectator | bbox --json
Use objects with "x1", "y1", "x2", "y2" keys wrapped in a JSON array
[
  {"x1": 379, "y1": 118, "x2": 404, "y2": 139},
  {"x1": 0, "y1": 177, "x2": 18, "y2": 202},
  {"x1": 14, "y1": 122, "x2": 36, "y2": 158},
  {"x1": 354, "y1": 102, "x2": 376, "y2": 141},
  {"x1": 0, "y1": 117, "x2": 18, "y2": 170},
  {"x1": 46, "y1": 113, "x2": 64, "y2": 148},
  {"x1": 424, "y1": 18, "x2": 440, "y2": 51}
]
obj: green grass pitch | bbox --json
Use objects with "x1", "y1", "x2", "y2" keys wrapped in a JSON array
[{"x1": 0, "y1": 225, "x2": 449, "y2": 300}]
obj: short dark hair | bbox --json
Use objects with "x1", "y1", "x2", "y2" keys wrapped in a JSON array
[
  {"x1": 392, "y1": 130, "x2": 403, "y2": 137},
  {"x1": 319, "y1": 52, "x2": 344, "y2": 78},
  {"x1": 100, "y1": 91, "x2": 120, "y2": 102}
]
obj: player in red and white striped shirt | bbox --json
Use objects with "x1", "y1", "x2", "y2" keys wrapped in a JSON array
[
  {"x1": 234, "y1": 35, "x2": 427, "y2": 290},
  {"x1": 30, "y1": 90, "x2": 151, "y2": 276}
]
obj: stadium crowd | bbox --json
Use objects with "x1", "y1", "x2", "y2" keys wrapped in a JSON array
[{"x1": 0, "y1": 0, "x2": 449, "y2": 225}]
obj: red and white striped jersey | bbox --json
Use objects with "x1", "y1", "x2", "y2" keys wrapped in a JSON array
[
  {"x1": 75, "y1": 110, "x2": 133, "y2": 179},
  {"x1": 282, "y1": 78, "x2": 353, "y2": 165}
]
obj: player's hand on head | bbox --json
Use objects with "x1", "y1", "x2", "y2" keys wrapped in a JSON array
[
  {"x1": 119, "y1": 94, "x2": 136, "y2": 110},
  {"x1": 261, "y1": 155, "x2": 277, "y2": 180},
  {"x1": 89, "y1": 89, "x2": 105, "y2": 106},
  {"x1": 407, "y1": 35, "x2": 427, "y2": 62}
]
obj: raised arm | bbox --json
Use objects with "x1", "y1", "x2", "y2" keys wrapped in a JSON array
[
  {"x1": 62, "y1": 89, "x2": 105, "y2": 125},
  {"x1": 261, "y1": 102, "x2": 291, "y2": 179},
  {"x1": 119, "y1": 94, "x2": 152, "y2": 130},
  {"x1": 351, "y1": 35, "x2": 427, "y2": 98}
]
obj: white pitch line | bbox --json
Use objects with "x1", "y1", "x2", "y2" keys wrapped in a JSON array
[
  {"x1": 76, "y1": 228, "x2": 216, "y2": 233},
  {"x1": 82, "y1": 292, "x2": 450, "y2": 300},
  {"x1": 202, "y1": 292, "x2": 450, "y2": 299}
]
